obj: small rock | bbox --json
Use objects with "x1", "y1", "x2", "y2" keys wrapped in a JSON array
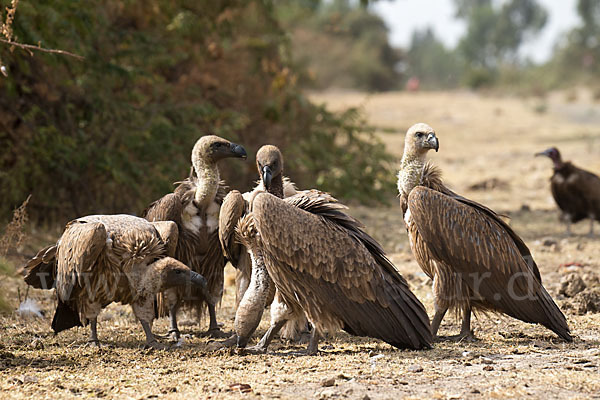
[
  {"x1": 471, "y1": 389, "x2": 481, "y2": 394},
  {"x1": 30, "y1": 338, "x2": 44, "y2": 350},
  {"x1": 541, "y1": 238, "x2": 557, "y2": 247},
  {"x1": 408, "y1": 364, "x2": 423, "y2": 373},
  {"x1": 480, "y1": 357, "x2": 494, "y2": 364},
  {"x1": 318, "y1": 388, "x2": 338, "y2": 399},
  {"x1": 361, "y1": 395, "x2": 371, "y2": 400},
  {"x1": 483, "y1": 365, "x2": 494, "y2": 371},
  {"x1": 321, "y1": 377, "x2": 335, "y2": 387},
  {"x1": 559, "y1": 273, "x2": 586, "y2": 298},
  {"x1": 564, "y1": 287, "x2": 600, "y2": 314},
  {"x1": 23, "y1": 375, "x2": 39, "y2": 384}
]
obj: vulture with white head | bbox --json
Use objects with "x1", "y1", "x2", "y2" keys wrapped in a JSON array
[
  {"x1": 219, "y1": 145, "x2": 306, "y2": 351},
  {"x1": 535, "y1": 147, "x2": 600, "y2": 236},
  {"x1": 236, "y1": 190, "x2": 433, "y2": 354},
  {"x1": 398, "y1": 123, "x2": 572, "y2": 342},
  {"x1": 22, "y1": 215, "x2": 207, "y2": 348},
  {"x1": 143, "y1": 135, "x2": 246, "y2": 339}
]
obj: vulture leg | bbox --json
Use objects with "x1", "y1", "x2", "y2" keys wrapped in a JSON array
[
  {"x1": 588, "y1": 218, "x2": 595, "y2": 237},
  {"x1": 87, "y1": 319, "x2": 100, "y2": 347},
  {"x1": 168, "y1": 304, "x2": 180, "y2": 341},
  {"x1": 243, "y1": 319, "x2": 288, "y2": 355},
  {"x1": 306, "y1": 329, "x2": 321, "y2": 355},
  {"x1": 207, "y1": 304, "x2": 228, "y2": 338},
  {"x1": 140, "y1": 319, "x2": 164, "y2": 350},
  {"x1": 444, "y1": 305, "x2": 476, "y2": 342},
  {"x1": 430, "y1": 306, "x2": 448, "y2": 339},
  {"x1": 565, "y1": 218, "x2": 572, "y2": 236}
]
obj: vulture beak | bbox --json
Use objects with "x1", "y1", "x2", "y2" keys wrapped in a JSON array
[
  {"x1": 535, "y1": 149, "x2": 551, "y2": 158},
  {"x1": 262, "y1": 165, "x2": 273, "y2": 190},
  {"x1": 190, "y1": 271, "x2": 208, "y2": 292},
  {"x1": 230, "y1": 143, "x2": 247, "y2": 159},
  {"x1": 426, "y1": 133, "x2": 439, "y2": 152}
]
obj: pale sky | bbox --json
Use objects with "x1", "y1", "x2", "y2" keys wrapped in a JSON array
[{"x1": 372, "y1": 0, "x2": 581, "y2": 63}]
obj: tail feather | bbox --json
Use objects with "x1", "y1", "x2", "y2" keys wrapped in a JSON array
[
  {"x1": 21, "y1": 245, "x2": 57, "y2": 290},
  {"x1": 51, "y1": 300, "x2": 82, "y2": 334}
]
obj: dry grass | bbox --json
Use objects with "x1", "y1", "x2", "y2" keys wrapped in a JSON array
[{"x1": 1, "y1": 90, "x2": 600, "y2": 399}]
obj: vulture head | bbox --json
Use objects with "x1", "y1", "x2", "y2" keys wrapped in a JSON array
[
  {"x1": 192, "y1": 135, "x2": 247, "y2": 165},
  {"x1": 153, "y1": 257, "x2": 208, "y2": 292},
  {"x1": 404, "y1": 123, "x2": 439, "y2": 157},
  {"x1": 256, "y1": 145, "x2": 283, "y2": 191},
  {"x1": 535, "y1": 147, "x2": 563, "y2": 168}
]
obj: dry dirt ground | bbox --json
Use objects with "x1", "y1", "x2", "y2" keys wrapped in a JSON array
[{"x1": 1, "y1": 90, "x2": 600, "y2": 399}]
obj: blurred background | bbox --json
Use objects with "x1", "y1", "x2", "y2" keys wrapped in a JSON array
[{"x1": 1, "y1": 0, "x2": 599, "y2": 250}]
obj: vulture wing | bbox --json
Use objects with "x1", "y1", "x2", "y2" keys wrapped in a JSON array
[
  {"x1": 55, "y1": 220, "x2": 107, "y2": 302},
  {"x1": 143, "y1": 193, "x2": 183, "y2": 224},
  {"x1": 219, "y1": 190, "x2": 247, "y2": 265},
  {"x1": 150, "y1": 221, "x2": 179, "y2": 258},
  {"x1": 21, "y1": 245, "x2": 57, "y2": 289},
  {"x1": 250, "y1": 191, "x2": 432, "y2": 350},
  {"x1": 407, "y1": 186, "x2": 571, "y2": 341}
]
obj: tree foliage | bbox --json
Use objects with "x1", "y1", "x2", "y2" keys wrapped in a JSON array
[
  {"x1": 0, "y1": 0, "x2": 397, "y2": 224},
  {"x1": 456, "y1": 0, "x2": 547, "y2": 68}
]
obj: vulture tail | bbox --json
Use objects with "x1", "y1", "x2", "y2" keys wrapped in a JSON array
[
  {"x1": 536, "y1": 286, "x2": 572, "y2": 342},
  {"x1": 51, "y1": 300, "x2": 83, "y2": 334},
  {"x1": 21, "y1": 245, "x2": 57, "y2": 290}
]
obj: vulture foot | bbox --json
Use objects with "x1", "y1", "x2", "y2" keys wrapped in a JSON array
[
  {"x1": 83, "y1": 339, "x2": 101, "y2": 348},
  {"x1": 206, "y1": 327, "x2": 229, "y2": 339},
  {"x1": 144, "y1": 340, "x2": 167, "y2": 350},
  {"x1": 153, "y1": 329, "x2": 180, "y2": 342},
  {"x1": 207, "y1": 335, "x2": 237, "y2": 351},
  {"x1": 436, "y1": 331, "x2": 477, "y2": 343},
  {"x1": 240, "y1": 345, "x2": 268, "y2": 355}
]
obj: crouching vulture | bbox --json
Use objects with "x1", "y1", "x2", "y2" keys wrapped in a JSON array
[
  {"x1": 536, "y1": 147, "x2": 600, "y2": 236},
  {"x1": 144, "y1": 135, "x2": 246, "y2": 339},
  {"x1": 399, "y1": 123, "x2": 572, "y2": 342},
  {"x1": 22, "y1": 215, "x2": 207, "y2": 348},
  {"x1": 236, "y1": 190, "x2": 433, "y2": 354},
  {"x1": 219, "y1": 145, "x2": 307, "y2": 351}
]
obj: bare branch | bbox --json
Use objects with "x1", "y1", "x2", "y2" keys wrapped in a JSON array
[{"x1": 0, "y1": 38, "x2": 84, "y2": 60}]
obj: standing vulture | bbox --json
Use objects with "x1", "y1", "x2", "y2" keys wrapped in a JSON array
[
  {"x1": 236, "y1": 190, "x2": 433, "y2": 354},
  {"x1": 143, "y1": 135, "x2": 246, "y2": 339},
  {"x1": 219, "y1": 145, "x2": 306, "y2": 351},
  {"x1": 398, "y1": 123, "x2": 572, "y2": 342},
  {"x1": 21, "y1": 215, "x2": 207, "y2": 348},
  {"x1": 536, "y1": 147, "x2": 600, "y2": 236}
]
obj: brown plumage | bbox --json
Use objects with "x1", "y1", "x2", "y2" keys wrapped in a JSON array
[
  {"x1": 143, "y1": 135, "x2": 247, "y2": 339},
  {"x1": 219, "y1": 145, "x2": 306, "y2": 351},
  {"x1": 536, "y1": 147, "x2": 600, "y2": 236},
  {"x1": 399, "y1": 123, "x2": 572, "y2": 342},
  {"x1": 237, "y1": 190, "x2": 433, "y2": 354},
  {"x1": 21, "y1": 215, "x2": 207, "y2": 348}
]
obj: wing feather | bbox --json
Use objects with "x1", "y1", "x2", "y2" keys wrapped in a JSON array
[
  {"x1": 219, "y1": 190, "x2": 247, "y2": 264},
  {"x1": 55, "y1": 220, "x2": 107, "y2": 302}
]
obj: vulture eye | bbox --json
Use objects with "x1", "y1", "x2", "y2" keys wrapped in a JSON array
[
  {"x1": 416, "y1": 132, "x2": 425, "y2": 138},
  {"x1": 175, "y1": 269, "x2": 183, "y2": 274}
]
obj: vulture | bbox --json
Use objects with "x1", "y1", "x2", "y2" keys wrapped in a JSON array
[
  {"x1": 21, "y1": 215, "x2": 207, "y2": 348},
  {"x1": 536, "y1": 147, "x2": 600, "y2": 236},
  {"x1": 143, "y1": 135, "x2": 247, "y2": 339},
  {"x1": 398, "y1": 123, "x2": 572, "y2": 342},
  {"x1": 236, "y1": 190, "x2": 433, "y2": 354},
  {"x1": 219, "y1": 145, "x2": 306, "y2": 351}
]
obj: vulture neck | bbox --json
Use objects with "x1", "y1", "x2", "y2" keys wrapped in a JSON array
[
  {"x1": 398, "y1": 152, "x2": 426, "y2": 196},
  {"x1": 192, "y1": 156, "x2": 220, "y2": 209},
  {"x1": 267, "y1": 174, "x2": 284, "y2": 198}
]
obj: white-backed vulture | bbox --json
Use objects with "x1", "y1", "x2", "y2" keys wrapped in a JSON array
[
  {"x1": 398, "y1": 123, "x2": 572, "y2": 342},
  {"x1": 236, "y1": 190, "x2": 433, "y2": 354},
  {"x1": 536, "y1": 147, "x2": 600, "y2": 236},
  {"x1": 21, "y1": 215, "x2": 207, "y2": 348},
  {"x1": 143, "y1": 135, "x2": 247, "y2": 339},
  {"x1": 219, "y1": 145, "x2": 306, "y2": 351}
]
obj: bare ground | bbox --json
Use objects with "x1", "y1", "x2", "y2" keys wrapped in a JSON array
[{"x1": 1, "y1": 90, "x2": 600, "y2": 399}]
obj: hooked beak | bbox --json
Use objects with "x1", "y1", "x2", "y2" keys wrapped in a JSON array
[
  {"x1": 426, "y1": 133, "x2": 439, "y2": 152},
  {"x1": 535, "y1": 149, "x2": 551, "y2": 158},
  {"x1": 262, "y1": 165, "x2": 273, "y2": 190},
  {"x1": 230, "y1": 143, "x2": 247, "y2": 159},
  {"x1": 190, "y1": 271, "x2": 208, "y2": 292}
]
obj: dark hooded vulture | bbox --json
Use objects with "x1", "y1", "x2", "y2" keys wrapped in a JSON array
[
  {"x1": 398, "y1": 123, "x2": 572, "y2": 342},
  {"x1": 219, "y1": 145, "x2": 306, "y2": 350},
  {"x1": 236, "y1": 190, "x2": 433, "y2": 354},
  {"x1": 21, "y1": 215, "x2": 207, "y2": 348},
  {"x1": 536, "y1": 147, "x2": 600, "y2": 236},
  {"x1": 143, "y1": 135, "x2": 247, "y2": 339}
]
